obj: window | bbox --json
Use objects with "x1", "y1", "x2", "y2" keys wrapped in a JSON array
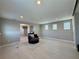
[
  {"x1": 64, "y1": 22, "x2": 71, "y2": 30},
  {"x1": 45, "y1": 25, "x2": 48, "y2": 30},
  {"x1": 52, "y1": 24, "x2": 57, "y2": 30}
]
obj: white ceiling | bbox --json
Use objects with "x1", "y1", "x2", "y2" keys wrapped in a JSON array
[{"x1": 0, "y1": 0, "x2": 76, "y2": 24}]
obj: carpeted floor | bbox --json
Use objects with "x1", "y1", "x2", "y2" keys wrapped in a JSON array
[{"x1": 0, "y1": 38, "x2": 79, "y2": 59}]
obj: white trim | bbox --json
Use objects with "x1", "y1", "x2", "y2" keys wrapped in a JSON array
[
  {"x1": 39, "y1": 16, "x2": 73, "y2": 24},
  {"x1": 42, "y1": 37, "x2": 74, "y2": 44},
  {"x1": 0, "y1": 42, "x2": 18, "y2": 48},
  {"x1": 72, "y1": 16, "x2": 76, "y2": 48}
]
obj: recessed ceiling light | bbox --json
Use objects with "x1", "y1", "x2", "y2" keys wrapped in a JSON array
[
  {"x1": 37, "y1": 0, "x2": 41, "y2": 5},
  {"x1": 20, "y1": 16, "x2": 23, "y2": 19}
]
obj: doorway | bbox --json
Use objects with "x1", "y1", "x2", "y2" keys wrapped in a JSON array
[{"x1": 20, "y1": 24, "x2": 30, "y2": 43}]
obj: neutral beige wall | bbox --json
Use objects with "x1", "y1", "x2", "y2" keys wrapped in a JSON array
[
  {"x1": 0, "y1": 18, "x2": 36, "y2": 45},
  {"x1": 40, "y1": 19, "x2": 73, "y2": 41},
  {"x1": 75, "y1": 13, "x2": 79, "y2": 45},
  {"x1": 0, "y1": 18, "x2": 20, "y2": 45},
  {"x1": 0, "y1": 20, "x2": 3, "y2": 45},
  {"x1": 33, "y1": 24, "x2": 40, "y2": 36}
]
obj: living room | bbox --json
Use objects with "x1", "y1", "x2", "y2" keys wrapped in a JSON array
[{"x1": 0, "y1": 0, "x2": 79, "y2": 59}]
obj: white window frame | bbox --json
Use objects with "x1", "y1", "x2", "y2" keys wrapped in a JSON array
[
  {"x1": 64, "y1": 22, "x2": 71, "y2": 30},
  {"x1": 52, "y1": 24, "x2": 57, "y2": 30},
  {"x1": 45, "y1": 25, "x2": 48, "y2": 30}
]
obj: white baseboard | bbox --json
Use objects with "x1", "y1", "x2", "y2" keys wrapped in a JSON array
[
  {"x1": 0, "y1": 42, "x2": 18, "y2": 48},
  {"x1": 0, "y1": 37, "x2": 76, "y2": 49},
  {"x1": 41, "y1": 37, "x2": 77, "y2": 49},
  {"x1": 41, "y1": 37, "x2": 74, "y2": 43}
]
